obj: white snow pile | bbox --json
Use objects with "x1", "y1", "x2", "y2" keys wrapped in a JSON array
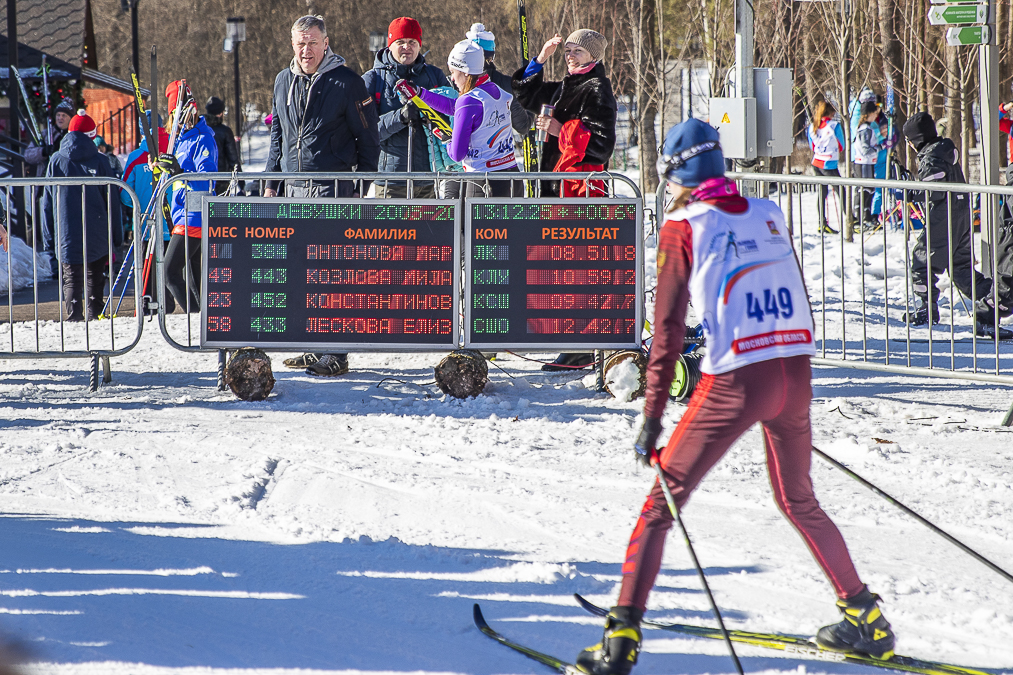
[
  {"x1": 605, "y1": 357, "x2": 642, "y2": 402},
  {"x1": 0, "y1": 236, "x2": 52, "y2": 293}
]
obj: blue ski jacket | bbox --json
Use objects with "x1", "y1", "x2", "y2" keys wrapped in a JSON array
[
  {"x1": 169, "y1": 117, "x2": 217, "y2": 238},
  {"x1": 121, "y1": 134, "x2": 171, "y2": 241}
]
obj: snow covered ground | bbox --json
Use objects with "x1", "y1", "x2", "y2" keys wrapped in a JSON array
[
  {"x1": 0, "y1": 132, "x2": 1012, "y2": 675},
  {"x1": 1, "y1": 321, "x2": 1012, "y2": 675}
]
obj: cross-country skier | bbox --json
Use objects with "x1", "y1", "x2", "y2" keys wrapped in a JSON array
[
  {"x1": 807, "y1": 99, "x2": 845, "y2": 234},
  {"x1": 154, "y1": 80, "x2": 217, "y2": 314},
  {"x1": 396, "y1": 39, "x2": 518, "y2": 198},
  {"x1": 573, "y1": 118, "x2": 896, "y2": 675},
  {"x1": 463, "y1": 23, "x2": 532, "y2": 136}
]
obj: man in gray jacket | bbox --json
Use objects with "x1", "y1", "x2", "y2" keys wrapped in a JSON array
[
  {"x1": 267, "y1": 14, "x2": 381, "y2": 376},
  {"x1": 265, "y1": 15, "x2": 380, "y2": 200}
]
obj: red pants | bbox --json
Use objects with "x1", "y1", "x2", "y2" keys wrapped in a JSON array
[{"x1": 618, "y1": 355, "x2": 865, "y2": 610}]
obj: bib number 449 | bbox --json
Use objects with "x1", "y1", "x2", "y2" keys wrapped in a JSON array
[{"x1": 746, "y1": 288, "x2": 793, "y2": 322}]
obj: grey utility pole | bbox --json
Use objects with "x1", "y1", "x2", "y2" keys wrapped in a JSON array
[{"x1": 978, "y1": 0, "x2": 999, "y2": 268}]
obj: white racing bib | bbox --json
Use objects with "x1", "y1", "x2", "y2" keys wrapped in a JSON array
[
  {"x1": 461, "y1": 85, "x2": 516, "y2": 172},
  {"x1": 811, "y1": 121, "x2": 841, "y2": 164},
  {"x1": 678, "y1": 198, "x2": 815, "y2": 375}
]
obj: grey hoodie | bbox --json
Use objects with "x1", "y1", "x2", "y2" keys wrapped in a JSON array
[{"x1": 266, "y1": 48, "x2": 380, "y2": 184}]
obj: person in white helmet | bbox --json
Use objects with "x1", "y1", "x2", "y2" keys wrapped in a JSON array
[{"x1": 395, "y1": 39, "x2": 518, "y2": 198}]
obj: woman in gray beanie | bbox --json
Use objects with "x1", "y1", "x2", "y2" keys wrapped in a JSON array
[
  {"x1": 513, "y1": 29, "x2": 618, "y2": 371},
  {"x1": 512, "y1": 28, "x2": 617, "y2": 197}
]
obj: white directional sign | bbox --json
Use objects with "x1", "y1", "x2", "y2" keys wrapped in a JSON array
[
  {"x1": 945, "y1": 25, "x2": 991, "y2": 45},
  {"x1": 928, "y1": 3, "x2": 988, "y2": 25}
]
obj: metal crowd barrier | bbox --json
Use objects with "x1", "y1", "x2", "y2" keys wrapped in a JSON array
[
  {"x1": 0, "y1": 177, "x2": 144, "y2": 391},
  {"x1": 718, "y1": 171, "x2": 1013, "y2": 424},
  {"x1": 149, "y1": 171, "x2": 648, "y2": 389}
]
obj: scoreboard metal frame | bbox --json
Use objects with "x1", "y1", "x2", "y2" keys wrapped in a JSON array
[
  {"x1": 463, "y1": 197, "x2": 643, "y2": 351},
  {"x1": 199, "y1": 197, "x2": 461, "y2": 351}
]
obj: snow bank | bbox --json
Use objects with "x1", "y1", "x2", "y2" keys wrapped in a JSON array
[{"x1": 0, "y1": 235, "x2": 52, "y2": 293}]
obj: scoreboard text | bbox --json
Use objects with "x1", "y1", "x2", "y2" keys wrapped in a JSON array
[
  {"x1": 465, "y1": 200, "x2": 642, "y2": 349},
  {"x1": 200, "y1": 199, "x2": 459, "y2": 349}
]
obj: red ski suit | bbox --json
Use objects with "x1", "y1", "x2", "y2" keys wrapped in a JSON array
[{"x1": 617, "y1": 195, "x2": 865, "y2": 611}]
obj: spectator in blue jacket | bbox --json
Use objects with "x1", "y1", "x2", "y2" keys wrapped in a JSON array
[
  {"x1": 362, "y1": 16, "x2": 450, "y2": 198},
  {"x1": 42, "y1": 112, "x2": 121, "y2": 321},
  {"x1": 122, "y1": 118, "x2": 173, "y2": 313},
  {"x1": 155, "y1": 80, "x2": 217, "y2": 313}
]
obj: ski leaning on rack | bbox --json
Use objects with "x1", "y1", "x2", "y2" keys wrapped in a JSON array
[
  {"x1": 473, "y1": 604, "x2": 581, "y2": 674},
  {"x1": 574, "y1": 595, "x2": 1001, "y2": 675},
  {"x1": 12, "y1": 67, "x2": 43, "y2": 145}
]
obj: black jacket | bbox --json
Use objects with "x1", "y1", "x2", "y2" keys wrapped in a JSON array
[
  {"x1": 512, "y1": 61, "x2": 618, "y2": 171},
  {"x1": 267, "y1": 50, "x2": 380, "y2": 189},
  {"x1": 911, "y1": 137, "x2": 967, "y2": 224},
  {"x1": 208, "y1": 116, "x2": 242, "y2": 173},
  {"x1": 486, "y1": 61, "x2": 534, "y2": 135},
  {"x1": 42, "y1": 131, "x2": 122, "y2": 264},
  {"x1": 362, "y1": 49, "x2": 450, "y2": 173}
]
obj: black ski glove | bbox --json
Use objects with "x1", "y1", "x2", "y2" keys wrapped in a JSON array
[
  {"x1": 400, "y1": 102, "x2": 421, "y2": 124},
  {"x1": 634, "y1": 417, "x2": 663, "y2": 467},
  {"x1": 154, "y1": 153, "x2": 183, "y2": 178}
]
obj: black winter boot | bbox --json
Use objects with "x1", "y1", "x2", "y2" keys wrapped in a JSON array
[
  {"x1": 902, "y1": 304, "x2": 939, "y2": 326},
  {"x1": 541, "y1": 352, "x2": 595, "y2": 371},
  {"x1": 816, "y1": 587, "x2": 895, "y2": 660},
  {"x1": 575, "y1": 606, "x2": 643, "y2": 675}
]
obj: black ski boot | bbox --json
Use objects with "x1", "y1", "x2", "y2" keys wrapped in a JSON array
[
  {"x1": 816, "y1": 587, "x2": 895, "y2": 660},
  {"x1": 575, "y1": 606, "x2": 642, "y2": 675},
  {"x1": 975, "y1": 321, "x2": 1013, "y2": 340},
  {"x1": 541, "y1": 352, "x2": 595, "y2": 371},
  {"x1": 902, "y1": 305, "x2": 939, "y2": 326}
]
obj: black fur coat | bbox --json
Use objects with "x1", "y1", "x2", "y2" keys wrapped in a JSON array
[{"x1": 512, "y1": 61, "x2": 618, "y2": 171}]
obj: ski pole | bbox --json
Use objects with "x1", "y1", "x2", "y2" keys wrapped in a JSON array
[
  {"x1": 650, "y1": 452, "x2": 745, "y2": 675},
  {"x1": 407, "y1": 121, "x2": 414, "y2": 199},
  {"x1": 812, "y1": 446, "x2": 1013, "y2": 587}
]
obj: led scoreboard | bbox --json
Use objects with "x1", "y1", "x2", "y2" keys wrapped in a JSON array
[
  {"x1": 465, "y1": 199, "x2": 642, "y2": 350},
  {"x1": 200, "y1": 198, "x2": 459, "y2": 350}
]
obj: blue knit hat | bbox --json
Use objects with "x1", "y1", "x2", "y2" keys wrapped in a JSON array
[
  {"x1": 466, "y1": 23, "x2": 495, "y2": 52},
  {"x1": 657, "y1": 119, "x2": 725, "y2": 187}
]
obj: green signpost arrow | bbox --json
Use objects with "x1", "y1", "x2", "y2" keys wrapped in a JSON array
[
  {"x1": 945, "y1": 25, "x2": 991, "y2": 45},
  {"x1": 928, "y1": 3, "x2": 988, "y2": 24}
]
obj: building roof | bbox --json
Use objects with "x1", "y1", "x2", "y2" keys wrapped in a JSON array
[{"x1": 0, "y1": 0, "x2": 95, "y2": 77}]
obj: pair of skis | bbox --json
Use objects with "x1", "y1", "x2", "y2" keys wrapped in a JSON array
[
  {"x1": 475, "y1": 595, "x2": 1002, "y2": 675},
  {"x1": 517, "y1": 0, "x2": 537, "y2": 195},
  {"x1": 100, "y1": 64, "x2": 187, "y2": 319}
]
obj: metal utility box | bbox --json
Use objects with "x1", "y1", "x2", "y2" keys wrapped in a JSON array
[
  {"x1": 753, "y1": 68, "x2": 793, "y2": 157},
  {"x1": 709, "y1": 97, "x2": 757, "y2": 160}
]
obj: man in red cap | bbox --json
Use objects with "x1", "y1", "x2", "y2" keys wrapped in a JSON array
[
  {"x1": 41, "y1": 111, "x2": 122, "y2": 321},
  {"x1": 154, "y1": 79, "x2": 217, "y2": 313},
  {"x1": 362, "y1": 16, "x2": 449, "y2": 198}
]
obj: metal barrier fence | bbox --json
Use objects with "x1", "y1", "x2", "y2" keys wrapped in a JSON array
[
  {"x1": 149, "y1": 171, "x2": 647, "y2": 388},
  {"x1": 713, "y1": 171, "x2": 1013, "y2": 423},
  {"x1": 0, "y1": 177, "x2": 145, "y2": 390}
]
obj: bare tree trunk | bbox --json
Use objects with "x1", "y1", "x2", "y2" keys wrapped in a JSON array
[{"x1": 877, "y1": 0, "x2": 905, "y2": 138}]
